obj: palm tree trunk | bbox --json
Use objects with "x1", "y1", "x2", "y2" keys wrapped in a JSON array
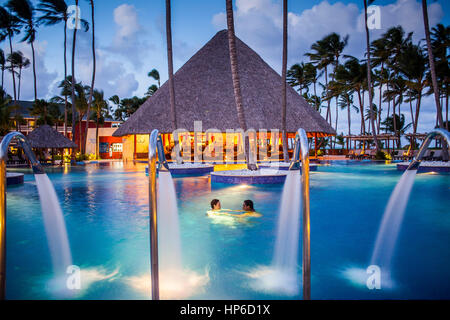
[
  {"x1": 364, "y1": 0, "x2": 379, "y2": 152},
  {"x1": 377, "y1": 63, "x2": 384, "y2": 134},
  {"x1": 347, "y1": 101, "x2": 351, "y2": 150},
  {"x1": 446, "y1": 90, "x2": 448, "y2": 131},
  {"x1": 281, "y1": 0, "x2": 289, "y2": 162},
  {"x1": 325, "y1": 66, "x2": 330, "y2": 124},
  {"x1": 166, "y1": 0, "x2": 181, "y2": 164},
  {"x1": 226, "y1": 0, "x2": 253, "y2": 169},
  {"x1": 64, "y1": 19, "x2": 68, "y2": 137},
  {"x1": 8, "y1": 34, "x2": 16, "y2": 103},
  {"x1": 358, "y1": 90, "x2": 365, "y2": 134},
  {"x1": 71, "y1": 0, "x2": 79, "y2": 145},
  {"x1": 18, "y1": 67, "x2": 21, "y2": 100},
  {"x1": 85, "y1": 0, "x2": 96, "y2": 155},
  {"x1": 422, "y1": 0, "x2": 447, "y2": 159},
  {"x1": 30, "y1": 41, "x2": 37, "y2": 101},
  {"x1": 96, "y1": 111, "x2": 99, "y2": 159}
]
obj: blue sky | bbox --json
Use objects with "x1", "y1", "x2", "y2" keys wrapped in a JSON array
[{"x1": 0, "y1": 0, "x2": 448, "y2": 135}]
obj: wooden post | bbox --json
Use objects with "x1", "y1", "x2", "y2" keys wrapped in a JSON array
[{"x1": 314, "y1": 133, "x2": 318, "y2": 158}]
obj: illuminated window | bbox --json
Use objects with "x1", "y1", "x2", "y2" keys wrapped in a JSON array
[{"x1": 112, "y1": 143, "x2": 123, "y2": 152}]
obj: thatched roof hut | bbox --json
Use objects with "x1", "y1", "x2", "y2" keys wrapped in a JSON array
[
  {"x1": 26, "y1": 125, "x2": 78, "y2": 149},
  {"x1": 114, "y1": 30, "x2": 335, "y2": 137}
]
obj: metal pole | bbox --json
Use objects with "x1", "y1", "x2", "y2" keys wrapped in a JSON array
[
  {"x1": 0, "y1": 158, "x2": 6, "y2": 300},
  {"x1": 289, "y1": 128, "x2": 311, "y2": 300},
  {"x1": 406, "y1": 128, "x2": 450, "y2": 171},
  {"x1": 0, "y1": 132, "x2": 45, "y2": 300},
  {"x1": 148, "y1": 130, "x2": 170, "y2": 300},
  {"x1": 148, "y1": 131, "x2": 159, "y2": 300}
]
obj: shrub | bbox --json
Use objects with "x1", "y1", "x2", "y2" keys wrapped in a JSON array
[{"x1": 375, "y1": 150, "x2": 387, "y2": 160}]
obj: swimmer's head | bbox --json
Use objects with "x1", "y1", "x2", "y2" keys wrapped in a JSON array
[
  {"x1": 243, "y1": 200, "x2": 255, "y2": 212},
  {"x1": 211, "y1": 199, "x2": 221, "y2": 210}
]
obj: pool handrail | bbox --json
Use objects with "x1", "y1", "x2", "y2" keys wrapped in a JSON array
[
  {"x1": 148, "y1": 129, "x2": 172, "y2": 300},
  {"x1": 406, "y1": 128, "x2": 450, "y2": 171},
  {"x1": 0, "y1": 132, "x2": 45, "y2": 300},
  {"x1": 288, "y1": 128, "x2": 311, "y2": 300}
]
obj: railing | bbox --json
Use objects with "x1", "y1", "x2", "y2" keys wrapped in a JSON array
[
  {"x1": 0, "y1": 132, "x2": 45, "y2": 300},
  {"x1": 288, "y1": 128, "x2": 311, "y2": 300}
]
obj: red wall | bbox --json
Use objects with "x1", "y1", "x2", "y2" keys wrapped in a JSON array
[{"x1": 99, "y1": 136, "x2": 123, "y2": 159}]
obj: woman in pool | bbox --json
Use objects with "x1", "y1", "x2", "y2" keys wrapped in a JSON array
[{"x1": 207, "y1": 199, "x2": 261, "y2": 218}]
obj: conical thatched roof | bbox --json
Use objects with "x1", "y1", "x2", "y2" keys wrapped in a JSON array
[
  {"x1": 27, "y1": 125, "x2": 78, "y2": 148},
  {"x1": 114, "y1": 30, "x2": 335, "y2": 137}
]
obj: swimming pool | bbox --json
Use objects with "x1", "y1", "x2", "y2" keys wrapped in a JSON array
[{"x1": 5, "y1": 162, "x2": 450, "y2": 299}]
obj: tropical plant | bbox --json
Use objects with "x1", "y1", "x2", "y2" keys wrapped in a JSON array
[
  {"x1": 0, "y1": 87, "x2": 13, "y2": 135},
  {"x1": 381, "y1": 113, "x2": 412, "y2": 148},
  {"x1": 6, "y1": 0, "x2": 38, "y2": 101},
  {"x1": 7, "y1": 50, "x2": 30, "y2": 100},
  {"x1": 306, "y1": 35, "x2": 334, "y2": 124},
  {"x1": 0, "y1": 6, "x2": 20, "y2": 102},
  {"x1": 148, "y1": 68, "x2": 160, "y2": 88},
  {"x1": 37, "y1": 0, "x2": 87, "y2": 137},
  {"x1": 145, "y1": 84, "x2": 158, "y2": 98}
]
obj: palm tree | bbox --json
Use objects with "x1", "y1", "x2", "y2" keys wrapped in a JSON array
[
  {"x1": 381, "y1": 113, "x2": 412, "y2": 148},
  {"x1": 430, "y1": 24, "x2": 449, "y2": 131},
  {"x1": 306, "y1": 35, "x2": 334, "y2": 125},
  {"x1": 165, "y1": 0, "x2": 181, "y2": 164},
  {"x1": 148, "y1": 68, "x2": 160, "y2": 88},
  {"x1": 0, "y1": 87, "x2": 13, "y2": 135},
  {"x1": 38, "y1": 0, "x2": 70, "y2": 137},
  {"x1": 0, "y1": 49, "x2": 5, "y2": 88},
  {"x1": 287, "y1": 63, "x2": 309, "y2": 95},
  {"x1": 397, "y1": 42, "x2": 427, "y2": 136},
  {"x1": 69, "y1": 0, "x2": 89, "y2": 143},
  {"x1": 92, "y1": 89, "x2": 107, "y2": 159},
  {"x1": 384, "y1": 76, "x2": 406, "y2": 148},
  {"x1": 371, "y1": 35, "x2": 390, "y2": 134},
  {"x1": 84, "y1": 0, "x2": 96, "y2": 156},
  {"x1": 363, "y1": 0, "x2": 379, "y2": 151},
  {"x1": 281, "y1": 0, "x2": 289, "y2": 162},
  {"x1": 340, "y1": 92, "x2": 358, "y2": 149},
  {"x1": 422, "y1": 0, "x2": 446, "y2": 136},
  {"x1": 6, "y1": 0, "x2": 38, "y2": 101},
  {"x1": 146, "y1": 84, "x2": 158, "y2": 98},
  {"x1": 30, "y1": 98, "x2": 50, "y2": 125},
  {"x1": 337, "y1": 57, "x2": 367, "y2": 136},
  {"x1": 0, "y1": 6, "x2": 20, "y2": 103},
  {"x1": 226, "y1": 0, "x2": 254, "y2": 169},
  {"x1": 7, "y1": 51, "x2": 30, "y2": 100}
]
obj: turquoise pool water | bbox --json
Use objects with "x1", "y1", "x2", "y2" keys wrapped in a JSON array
[{"x1": 5, "y1": 162, "x2": 450, "y2": 299}]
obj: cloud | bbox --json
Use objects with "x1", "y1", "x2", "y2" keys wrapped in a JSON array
[
  {"x1": 107, "y1": 4, "x2": 154, "y2": 69},
  {"x1": 211, "y1": 0, "x2": 445, "y2": 134},
  {"x1": 73, "y1": 32, "x2": 139, "y2": 99}
]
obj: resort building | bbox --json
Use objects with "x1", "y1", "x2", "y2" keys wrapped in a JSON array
[
  {"x1": 7, "y1": 100, "x2": 123, "y2": 159},
  {"x1": 113, "y1": 30, "x2": 335, "y2": 162}
]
